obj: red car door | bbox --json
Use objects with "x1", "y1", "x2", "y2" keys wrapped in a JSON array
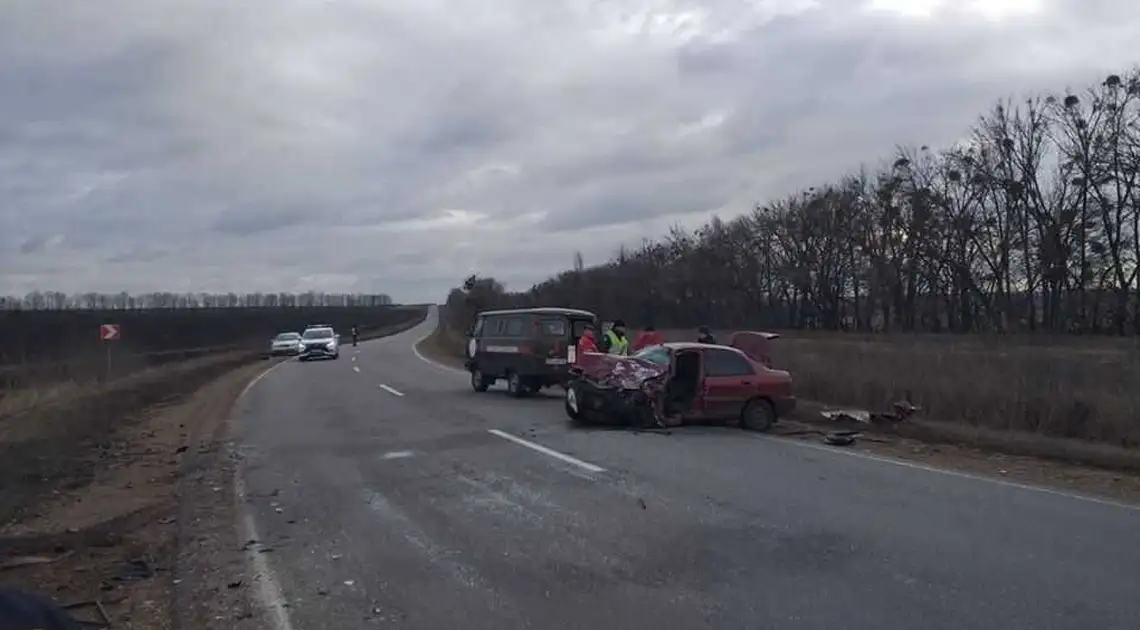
[{"x1": 701, "y1": 348, "x2": 759, "y2": 420}]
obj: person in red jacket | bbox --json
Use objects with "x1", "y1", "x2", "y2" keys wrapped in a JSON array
[
  {"x1": 631, "y1": 324, "x2": 664, "y2": 353},
  {"x1": 575, "y1": 324, "x2": 600, "y2": 362}
]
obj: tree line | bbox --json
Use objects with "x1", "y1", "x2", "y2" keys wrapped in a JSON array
[
  {"x1": 449, "y1": 69, "x2": 1140, "y2": 335},
  {"x1": 0, "y1": 291, "x2": 394, "y2": 310}
]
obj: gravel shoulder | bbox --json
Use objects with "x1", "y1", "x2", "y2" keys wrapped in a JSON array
[{"x1": 0, "y1": 358, "x2": 274, "y2": 629}]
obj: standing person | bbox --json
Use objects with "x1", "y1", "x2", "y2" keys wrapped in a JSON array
[
  {"x1": 631, "y1": 324, "x2": 664, "y2": 353},
  {"x1": 600, "y1": 319, "x2": 630, "y2": 355},
  {"x1": 351, "y1": 325, "x2": 359, "y2": 346},
  {"x1": 696, "y1": 325, "x2": 717, "y2": 344},
  {"x1": 574, "y1": 323, "x2": 600, "y2": 362}
]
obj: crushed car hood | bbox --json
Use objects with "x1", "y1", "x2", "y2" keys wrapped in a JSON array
[{"x1": 575, "y1": 353, "x2": 668, "y2": 390}]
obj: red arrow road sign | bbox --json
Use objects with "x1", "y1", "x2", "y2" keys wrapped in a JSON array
[{"x1": 100, "y1": 324, "x2": 120, "y2": 341}]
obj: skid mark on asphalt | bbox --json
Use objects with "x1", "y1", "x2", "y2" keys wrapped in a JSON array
[{"x1": 362, "y1": 489, "x2": 506, "y2": 596}]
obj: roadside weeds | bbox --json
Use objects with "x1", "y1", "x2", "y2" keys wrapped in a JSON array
[{"x1": 418, "y1": 317, "x2": 1140, "y2": 504}]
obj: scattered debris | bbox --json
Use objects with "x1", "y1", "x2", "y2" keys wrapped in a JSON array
[
  {"x1": 820, "y1": 400, "x2": 921, "y2": 428},
  {"x1": 344, "y1": 580, "x2": 355, "y2": 587},
  {"x1": 0, "y1": 554, "x2": 68, "y2": 572},
  {"x1": 823, "y1": 430, "x2": 861, "y2": 447},
  {"x1": 114, "y1": 559, "x2": 153, "y2": 582},
  {"x1": 226, "y1": 580, "x2": 243, "y2": 589},
  {"x1": 637, "y1": 498, "x2": 647, "y2": 510},
  {"x1": 62, "y1": 599, "x2": 111, "y2": 628}
]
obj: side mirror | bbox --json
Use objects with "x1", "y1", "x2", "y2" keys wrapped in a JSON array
[
  {"x1": 335, "y1": 334, "x2": 341, "y2": 340},
  {"x1": 464, "y1": 326, "x2": 475, "y2": 337}
]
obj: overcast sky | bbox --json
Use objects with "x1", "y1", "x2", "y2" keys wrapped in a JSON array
[{"x1": 0, "y1": 0, "x2": 1135, "y2": 303}]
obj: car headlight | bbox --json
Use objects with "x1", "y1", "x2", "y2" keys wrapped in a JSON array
[{"x1": 326, "y1": 341, "x2": 336, "y2": 349}]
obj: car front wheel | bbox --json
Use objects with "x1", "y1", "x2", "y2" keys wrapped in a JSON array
[
  {"x1": 741, "y1": 398, "x2": 776, "y2": 432},
  {"x1": 564, "y1": 383, "x2": 582, "y2": 421}
]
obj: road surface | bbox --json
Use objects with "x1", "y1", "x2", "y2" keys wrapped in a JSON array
[{"x1": 233, "y1": 307, "x2": 1140, "y2": 630}]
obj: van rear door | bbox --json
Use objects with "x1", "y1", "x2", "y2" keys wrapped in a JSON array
[{"x1": 536, "y1": 317, "x2": 571, "y2": 365}]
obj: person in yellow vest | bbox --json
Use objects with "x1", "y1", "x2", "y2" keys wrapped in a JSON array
[{"x1": 600, "y1": 319, "x2": 630, "y2": 355}]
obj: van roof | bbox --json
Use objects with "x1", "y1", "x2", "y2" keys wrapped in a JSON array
[{"x1": 478, "y1": 307, "x2": 596, "y2": 318}]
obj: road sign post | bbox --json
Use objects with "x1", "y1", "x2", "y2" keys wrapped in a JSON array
[{"x1": 100, "y1": 324, "x2": 120, "y2": 380}]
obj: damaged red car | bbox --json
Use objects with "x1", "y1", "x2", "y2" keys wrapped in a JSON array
[{"x1": 563, "y1": 332, "x2": 795, "y2": 431}]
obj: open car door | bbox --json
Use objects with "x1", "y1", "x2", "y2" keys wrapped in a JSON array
[{"x1": 729, "y1": 331, "x2": 780, "y2": 367}]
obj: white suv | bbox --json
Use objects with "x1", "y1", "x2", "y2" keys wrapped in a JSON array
[{"x1": 298, "y1": 326, "x2": 339, "y2": 361}]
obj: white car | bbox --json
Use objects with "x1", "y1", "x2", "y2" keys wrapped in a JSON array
[
  {"x1": 269, "y1": 332, "x2": 303, "y2": 356},
  {"x1": 298, "y1": 326, "x2": 339, "y2": 361}
]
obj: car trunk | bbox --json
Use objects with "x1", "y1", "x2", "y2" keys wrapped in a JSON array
[{"x1": 728, "y1": 331, "x2": 779, "y2": 367}]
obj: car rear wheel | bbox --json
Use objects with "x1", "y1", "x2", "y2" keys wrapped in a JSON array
[
  {"x1": 506, "y1": 372, "x2": 526, "y2": 398},
  {"x1": 741, "y1": 398, "x2": 776, "y2": 432},
  {"x1": 471, "y1": 368, "x2": 490, "y2": 392},
  {"x1": 564, "y1": 383, "x2": 582, "y2": 421}
]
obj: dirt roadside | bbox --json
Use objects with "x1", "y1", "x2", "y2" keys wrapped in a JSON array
[
  {"x1": 0, "y1": 358, "x2": 273, "y2": 629},
  {"x1": 416, "y1": 324, "x2": 1140, "y2": 505}
]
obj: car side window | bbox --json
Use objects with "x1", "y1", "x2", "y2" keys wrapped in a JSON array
[
  {"x1": 505, "y1": 317, "x2": 524, "y2": 336},
  {"x1": 703, "y1": 349, "x2": 755, "y2": 376}
]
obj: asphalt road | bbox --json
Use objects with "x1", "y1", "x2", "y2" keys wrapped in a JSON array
[{"x1": 233, "y1": 307, "x2": 1140, "y2": 630}]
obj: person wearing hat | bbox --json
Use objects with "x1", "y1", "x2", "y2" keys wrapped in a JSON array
[
  {"x1": 600, "y1": 319, "x2": 630, "y2": 356},
  {"x1": 574, "y1": 322, "x2": 600, "y2": 361},
  {"x1": 631, "y1": 324, "x2": 664, "y2": 353},
  {"x1": 696, "y1": 325, "x2": 717, "y2": 344}
]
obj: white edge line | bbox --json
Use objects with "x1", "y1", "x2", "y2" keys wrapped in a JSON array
[
  {"x1": 239, "y1": 358, "x2": 289, "y2": 399},
  {"x1": 234, "y1": 472, "x2": 295, "y2": 630},
  {"x1": 755, "y1": 433, "x2": 1140, "y2": 512},
  {"x1": 411, "y1": 321, "x2": 468, "y2": 375},
  {"x1": 488, "y1": 429, "x2": 605, "y2": 473},
  {"x1": 379, "y1": 384, "x2": 405, "y2": 397},
  {"x1": 234, "y1": 359, "x2": 296, "y2": 630}
]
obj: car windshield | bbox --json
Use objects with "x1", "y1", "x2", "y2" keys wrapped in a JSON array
[
  {"x1": 633, "y1": 345, "x2": 670, "y2": 365},
  {"x1": 302, "y1": 328, "x2": 333, "y2": 340},
  {"x1": 275, "y1": 333, "x2": 300, "y2": 341}
]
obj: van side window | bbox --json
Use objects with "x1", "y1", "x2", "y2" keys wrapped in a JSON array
[
  {"x1": 505, "y1": 317, "x2": 524, "y2": 336},
  {"x1": 539, "y1": 318, "x2": 567, "y2": 337},
  {"x1": 484, "y1": 316, "x2": 502, "y2": 336}
]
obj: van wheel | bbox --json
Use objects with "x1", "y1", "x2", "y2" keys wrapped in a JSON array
[
  {"x1": 506, "y1": 372, "x2": 525, "y2": 398},
  {"x1": 741, "y1": 398, "x2": 776, "y2": 432},
  {"x1": 564, "y1": 383, "x2": 582, "y2": 421},
  {"x1": 470, "y1": 368, "x2": 491, "y2": 392}
]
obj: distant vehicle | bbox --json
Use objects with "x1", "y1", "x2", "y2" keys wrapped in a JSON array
[
  {"x1": 564, "y1": 337, "x2": 794, "y2": 431},
  {"x1": 269, "y1": 332, "x2": 303, "y2": 356},
  {"x1": 464, "y1": 307, "x2": 598, "y2": 397},
  {"x1": 298, "y1": 326, "x2": 340, "y2": 361}
]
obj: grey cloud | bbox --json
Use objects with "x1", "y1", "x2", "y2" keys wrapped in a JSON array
[{"x1": 2, "y1": 0, "x2": 1138, "y2": 302}]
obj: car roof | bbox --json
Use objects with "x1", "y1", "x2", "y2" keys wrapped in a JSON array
[
  {"x1": 662, "y1": 341, "x2": 745, "y2": 353},
  {"x1": 478, "y1": 307, "x2": 596, "y2": 318}
]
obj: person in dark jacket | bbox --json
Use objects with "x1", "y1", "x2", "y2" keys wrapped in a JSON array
[
  {"x1": 696, "y1": 325, "x2": 717, "y2": 344},
  {"x1": 0, "y1": 586, "x2": 81, "y2": 630}
]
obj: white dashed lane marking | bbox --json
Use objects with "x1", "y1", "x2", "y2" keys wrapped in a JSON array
[
  {"x1": 379, "y1": 384, "x2": 404, "y2": 397},
  {"x1": 487, "y1": 429, "x2": 606, "y2": 474}
]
